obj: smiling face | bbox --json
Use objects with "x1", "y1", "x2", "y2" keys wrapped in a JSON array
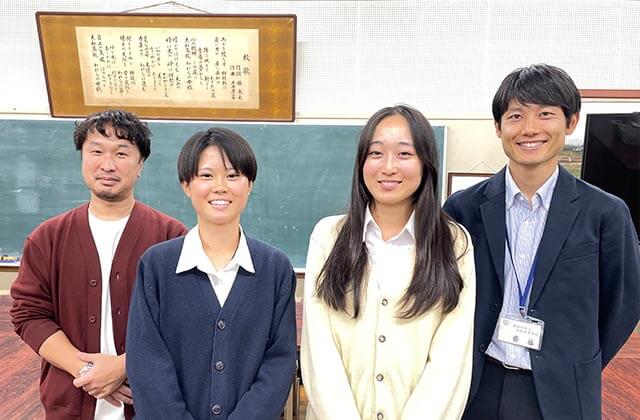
[
  {"x1": 497, "y1": 100, "x2": 578, "y2": 176},
  {"x1": 181, "y1": 145, "x2": 253, "y2": 230},
  {"x1": 81, "y1": 124, "x2": 143, "y2": 203},
  {"x1": 362, "y1": 114, "x2": 422, "y2": 214}
]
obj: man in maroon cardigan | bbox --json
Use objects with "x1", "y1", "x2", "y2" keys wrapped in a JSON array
[{"x1": 10, "y1": 109, "x2": 187, "y2": 420}]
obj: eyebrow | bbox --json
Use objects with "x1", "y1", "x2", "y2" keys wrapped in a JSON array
[
  {"x1": 369, "y1": 139, "x2": 415, "y2": 147},
  {"x1": 197, "y1": 165, "x2": 238, "y2": 171},
  {"x1": 86, "y1": 140, "x2": 134, "y2": 148},
  {"x1": 507, "y1": 103, "x2": 555, "y2": 111}
]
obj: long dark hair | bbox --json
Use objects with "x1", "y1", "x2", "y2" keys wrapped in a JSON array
[{"x1": 315, "y1": 104, "x2": 466, "y2": 319}]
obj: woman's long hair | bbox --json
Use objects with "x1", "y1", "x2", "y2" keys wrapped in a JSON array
[{"x1": 315, "y1": 105, "x2": 465, "y2": 319}]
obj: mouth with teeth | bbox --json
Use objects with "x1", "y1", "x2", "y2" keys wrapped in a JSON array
[
  {"x1": 516, "y1": 140, "x2": 547, "y2": 150},
  {"x1": 209, "y1": 199, "x2": 231, "y2": 208}
]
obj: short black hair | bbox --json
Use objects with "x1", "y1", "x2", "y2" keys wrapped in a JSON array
[
  {"x1": 177, "y1": 127, "x2": 257, "y2": 184},
  {"x1": 492, "y1": 63, "x2": 581, "y2": 128},
  {"x1": 73, "y1": 109, "x2": 151, "y2": 160}
]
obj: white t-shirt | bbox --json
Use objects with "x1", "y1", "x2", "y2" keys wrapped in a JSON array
[{"x1": 88, "y1": 211, "x2": 129, "y2": 420}]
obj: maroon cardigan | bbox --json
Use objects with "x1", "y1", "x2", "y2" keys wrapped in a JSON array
[{"x1": 10, "y1": 201, "x2": 187, "y2": 420}]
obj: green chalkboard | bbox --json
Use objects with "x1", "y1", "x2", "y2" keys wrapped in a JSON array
[{"x1": 0, "y1": 120, "x2": 444, "y2": 267}]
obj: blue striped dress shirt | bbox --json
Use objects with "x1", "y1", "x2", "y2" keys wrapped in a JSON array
[{"x1": 485, "y1": 165, "x2": 559, "y2": 369}]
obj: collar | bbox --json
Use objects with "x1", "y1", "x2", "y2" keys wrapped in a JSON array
[
  {"x1": 88, "y1": 207, "x2": 130, "y2": 225},
  {"x1": 176, "y1": 225, "x2": 255, "y2": 275},
  {"x1": 362, "y1": 205, "x2": 416, "y2": 243},
  {"x1": 505, "y1": 165, "x2": 559, "y2": 210}
]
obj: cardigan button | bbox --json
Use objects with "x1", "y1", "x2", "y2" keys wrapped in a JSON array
[
  {"x1": 489, "y1": 303, "x2": 499, "y2": 312},
  {"x1": 89, "y1": 316, "x2": 96, "y2": 324},
  {"x1": 378, "y1": 335, "x2": 386, "y2": 343},
  {"x1": 89, "y1": 279, "x2": 97, "y2": 287},
  {"x1": 381, "y1": 298, "x2": 388, "y2": 306},
  {"x1": 376, "y1": 373, "x2": 384, "y2": 382},
  {"x1": 211, "y1": 404, "x2": 222, "y2": 415},
  {"x1": 377, "y1": 412, "x2": 384, "y2": 420},
  {"x1": 479, "y1": 344, "x2": 487, "y2": 352},
  {"x1": 217, "y1": 319, "x2": 226, "y2": 330},
  {"x1": 215, "y1": 361, "x2": 225, "y2": 371}
]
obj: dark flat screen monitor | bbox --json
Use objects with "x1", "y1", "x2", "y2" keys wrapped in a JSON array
[{"x1": 581, "y1": 112, "x2": 640, "y2": 238}]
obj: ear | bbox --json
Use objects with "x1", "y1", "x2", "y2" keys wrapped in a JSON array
[
  {"x1": 247, "y1": 180, "x2": 254, "y2": 194},
  {"x1": 137, "y1": 159, "x2": 144, "y2": 178},
  {"x1": 181, "y1": 181, "x2": 191, "y2": 198},
  {"x1": 494, "y1": 121, "x2": 502, "y2": 138},
  {"x1": 566, "y1": 112, "x2": 579, "y2": 135}
]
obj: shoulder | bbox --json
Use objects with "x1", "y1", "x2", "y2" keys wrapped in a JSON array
[
  {"x1": 551, "y1": 166, "x2": 627, "y2": 217},
  {"x1": 133, "y1": 201, "x2": 180, "y2": 223},
  {"x1": 140, "y1": 236, "x2": 185, "y2": 266},
  {"x1": 444, "y1": 173, "x2": 502, "y2": 224},
  {"x1": 133, "y1": 201, "x2": 187, "y2": 235},
  {"x1": 26, "y1": 204, "x2": 87, "y2": 241},
  {"x1": 574, "y1": 178, "x2": 629, "y2": 215},
  {"x1": 310, "y1": 215, "x2": 346, "y2": 242},
  {"x1": 446, "y1": 176, "x2": 494, "y2": 208},
  {"x1": 245, "y1": 235, "x2": 293, "y2": 271},
  {"x1": 245, "y1": 236, "x2": 296, "y2": 294}
]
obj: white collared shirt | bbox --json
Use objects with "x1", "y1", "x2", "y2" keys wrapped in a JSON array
[
  {"x1": 363, "y1": 206, "x2": 416, "y2": 295},
  {"x1": 176, "y1": 225, "x2": 255, "y2": 306}
]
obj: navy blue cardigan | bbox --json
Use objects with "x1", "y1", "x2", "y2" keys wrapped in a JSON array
[{"x1": 126, "y1": 235, "x2": 297, "y2": 420}]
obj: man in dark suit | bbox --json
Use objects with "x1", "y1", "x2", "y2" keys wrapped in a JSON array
[{"x1": 444, "y1": 63, "x2": 640, "y2": 420}]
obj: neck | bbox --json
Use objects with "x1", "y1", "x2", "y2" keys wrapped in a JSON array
[
  {"x1": 369, "y1": 202, "x2": 412, "y2": 241},
  {"x1": 198, "y1": 221, "x2": 241, "y2": 269},
  {"x1": 89, "y1": 195, "x2": 135, "y2": 220},
  {"x1": 508, "y1": 162, "x2": 557, "y2": 202}
]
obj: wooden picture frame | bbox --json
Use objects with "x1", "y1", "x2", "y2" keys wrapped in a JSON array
[
  {"x1": 36, "y1": 12, "x2": 296, "y2": 121},
  {"x1": 579, "y1": 89, "x2": 640, "y2": 99},
  {"x1": 447, "y1": 172, "x2": 493, "y2": 197}
]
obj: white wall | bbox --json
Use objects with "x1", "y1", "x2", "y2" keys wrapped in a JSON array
[
  {"x1": 1, "y1": 0, "x2": 639, "y2": 118},
  {"x1": 0, "y1": 0, "x2": 638, "y2": 203}
]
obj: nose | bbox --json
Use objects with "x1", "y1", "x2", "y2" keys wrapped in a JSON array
[
  {"x1": 522, "y1": 116, "x2": 540, "y2": 136},
  {"x1": 382, "y1": 155, "x2": 398, "y2": 175},
  {"x1": 212, "y1": 177, "x2": 228, "y2": 193},
  {"x1": 100, "y1": 154, "x2": 116, "y2": 171}
]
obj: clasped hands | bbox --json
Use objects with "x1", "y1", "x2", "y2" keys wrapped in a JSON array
[{"x1": 72, "y1": 352, "x2": 132, "y2": 407}]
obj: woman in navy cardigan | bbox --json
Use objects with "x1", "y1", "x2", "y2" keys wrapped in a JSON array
[{"x1": 126, "y1": 128, "x2": 297, "y2": 419}]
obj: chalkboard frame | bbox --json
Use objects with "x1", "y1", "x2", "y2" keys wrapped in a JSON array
[{"x1": 0, "y1": 119, "x2": 445, "y2": 269}]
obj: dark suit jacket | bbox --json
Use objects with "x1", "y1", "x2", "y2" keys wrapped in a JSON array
[{"x1": 444, "y1": 166, "x2": 640, "y2": 420}]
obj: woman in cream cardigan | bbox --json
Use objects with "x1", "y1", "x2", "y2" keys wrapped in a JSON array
[{"x1": 301, "y1": 105, "x2": 476, "y2": 420}]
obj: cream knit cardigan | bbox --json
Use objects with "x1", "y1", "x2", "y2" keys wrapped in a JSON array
[{"x1": 301, "y1": 215, "x2": 476, "y2": 420}]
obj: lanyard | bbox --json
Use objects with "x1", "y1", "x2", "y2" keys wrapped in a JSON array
[{"x1": 505, "y1": 232, "x2": 538, "y2": 317}]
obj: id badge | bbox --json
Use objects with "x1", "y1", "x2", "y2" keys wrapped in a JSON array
[{"x1": 497, "y1": 315, "x2": 545, "y2": 350}]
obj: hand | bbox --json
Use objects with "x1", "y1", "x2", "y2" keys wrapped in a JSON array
[
  {"x1": 103, "y1": 384, "x2": 133, "y2": 407},
  {"x1": 72, "y1": 352, "x2": 126, "y2": 400}
]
